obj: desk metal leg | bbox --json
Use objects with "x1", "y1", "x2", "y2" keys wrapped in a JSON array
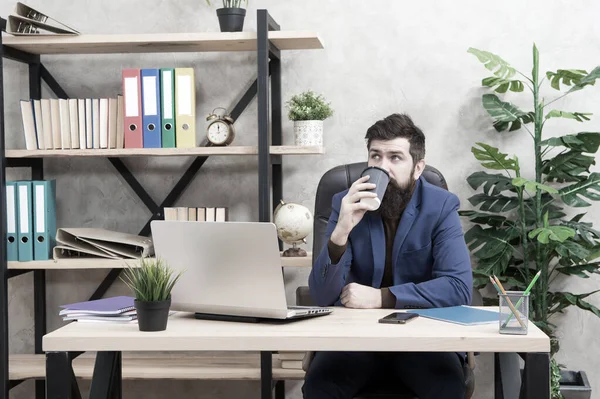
[
  {"x1": 261, "y1": 351, "x2": 273, "y2": 399},
  {"x1": 520, "y1": 352, "x2": 550, "y2": 399},
  {"x1": 89, "y1": 351, "x2": 122, "y2": 399},
  {"x1": 46, "y1": 352, "x2": 72, "y2": 399}
]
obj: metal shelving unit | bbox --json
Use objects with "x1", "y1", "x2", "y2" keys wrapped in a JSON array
[{"x1": 0, "y1": 9, "x2": 323, "y2": 399}]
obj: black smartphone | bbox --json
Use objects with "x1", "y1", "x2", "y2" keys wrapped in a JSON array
[{"x1": 378, "y1": 312, "x2": 419, "y2": 324}]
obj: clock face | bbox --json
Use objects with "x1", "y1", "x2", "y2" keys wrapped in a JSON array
[{"x1": 207, "y1": 120, "x2": 231, "y2": 145}]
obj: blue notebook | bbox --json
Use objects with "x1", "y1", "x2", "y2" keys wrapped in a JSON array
[{"x1": 411, "y1": 306, "x2": 500, "y2": 326}]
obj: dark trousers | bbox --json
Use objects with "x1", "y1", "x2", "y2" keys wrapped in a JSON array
[{"x1": 302, "y1": 351, "x2": 466, "y2": 399}]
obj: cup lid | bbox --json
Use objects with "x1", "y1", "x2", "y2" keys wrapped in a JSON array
[{"x1": 361, "y1": 166, "x2": 389, "y2": 177}]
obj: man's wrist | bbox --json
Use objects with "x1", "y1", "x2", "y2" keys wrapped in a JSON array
[{"x1": 330, "y1": 228, "x2": 348, "y2": 246}]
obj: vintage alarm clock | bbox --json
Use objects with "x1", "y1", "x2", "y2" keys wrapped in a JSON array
[{"x1": 206, "y1": 107, "x2": 235, "y2": 146}]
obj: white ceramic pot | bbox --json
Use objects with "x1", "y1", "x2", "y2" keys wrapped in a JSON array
[{"x1": 293, "y1": 120, "x2": 323, "y2": 146}]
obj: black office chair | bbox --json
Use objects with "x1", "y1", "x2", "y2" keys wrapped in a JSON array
[{"x1": 295, "y1": 162, "x2": 477, "y2": 399}]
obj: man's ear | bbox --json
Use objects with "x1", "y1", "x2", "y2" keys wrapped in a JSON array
[{"x1": 413, "y1": 159, "x2": 426, "y2": 180}]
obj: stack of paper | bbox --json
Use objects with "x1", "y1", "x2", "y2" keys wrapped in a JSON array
[{"x1": 59, "y1": 296, "x2": 137, "y2": 323}]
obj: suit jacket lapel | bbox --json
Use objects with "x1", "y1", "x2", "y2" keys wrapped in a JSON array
[
  {"x1": 367, "y1": 212, "x2": 386, "y2": 287},
  {"x1": 392, "y1": 178, "x2": 423, "y2": 269}
]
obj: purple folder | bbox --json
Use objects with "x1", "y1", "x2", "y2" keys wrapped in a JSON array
[{"x1": 59, "y1": 296, "x2": 135, "y2": 315}]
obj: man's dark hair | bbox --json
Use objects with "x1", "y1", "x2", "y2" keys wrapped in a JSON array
[{"x1": 365, "y1": 113, "x2": 426, "y2": 164}]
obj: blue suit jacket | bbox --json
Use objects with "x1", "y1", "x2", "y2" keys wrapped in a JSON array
[{"x1": 309, "y1": 175, "x2": 473, "y2": 309}]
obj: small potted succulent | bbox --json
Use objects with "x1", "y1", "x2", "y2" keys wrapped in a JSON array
[
  {"x1": 121, "y1": 257, "x2": 184, "y2": 332},
  {"x1": 205, "y1": 0, "x2": 248, "y2": 32},
  {"x1": 285, "y1": 90, "x2": 334, "y2": 147}
]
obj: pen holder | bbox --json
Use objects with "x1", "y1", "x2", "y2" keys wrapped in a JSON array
[{"x1": 499, "y1": 291, "x2": 529, "y2": 335}]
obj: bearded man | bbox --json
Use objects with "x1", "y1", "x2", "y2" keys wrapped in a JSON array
[{"x1": 303, "y1": 113, "x2": 473, "y2": 399}]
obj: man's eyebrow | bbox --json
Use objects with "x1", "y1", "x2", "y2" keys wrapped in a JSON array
[{"x1": 369, "y1": 149, "x2": 406, "y2": 155}]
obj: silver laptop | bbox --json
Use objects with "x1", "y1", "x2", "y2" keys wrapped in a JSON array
[{"x1": 149, "y1": 220, "x2": 332, "y2": 321}]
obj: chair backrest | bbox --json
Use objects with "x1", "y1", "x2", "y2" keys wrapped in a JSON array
[{"x1": 312, "y1": 162, "x2": 448, "y2": 264}]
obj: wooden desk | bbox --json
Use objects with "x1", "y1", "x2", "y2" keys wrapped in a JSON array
[{"x1": 43, "y1": 307, "x2": 551, "y2": 399}]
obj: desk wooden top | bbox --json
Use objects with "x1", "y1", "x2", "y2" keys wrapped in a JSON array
[{"x1": 43, "y1": 307, "x2": 550, "y2": 353}]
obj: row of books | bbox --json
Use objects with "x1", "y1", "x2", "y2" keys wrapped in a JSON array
[
  {"x1": 164, "y1": 207, "x2": 229, "y2": 222},
  {"x1": 5, "y1": 180, "x2": 56, "y2": 261},
  {"x1": 20, "y1": 97, "x2": 124, "y2": 150}
]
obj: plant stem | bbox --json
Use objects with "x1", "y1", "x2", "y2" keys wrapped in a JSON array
[{"x1": 532, "y1": 45, "x2": 548, "y2": 325}]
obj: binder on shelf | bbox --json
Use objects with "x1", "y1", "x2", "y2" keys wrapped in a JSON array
[
  {"x1": 174, "y1": 68, "x2": 196, "y2": 148},
  {"x1": 50, "y1": 99, "x2": 61, "y2": 149},
  {"x1": 108, "y1": 97, "x2": 118, "y2": 149},
  {"x1": 19, "y1": 100, "x2": 37, "y2": 150},
  {"x1": 40, "y1": 99, "x2": 54, "y2": 149},
  {"x1": 16, "y1": 181, "x2": 33, "y2": 261},
  {"x1": 85, "y1": 98, "x2": 93, "y2": 149},
  {"x1": 68, "y1": 98, "x2": 80, "y2": 149},
  {"x1": 6, "y1": 182, "x2": 19, "y2": 261},
  {"x1": 7, "y1": 2, "x2": 79, "y2": 36},
  {"x1": 122, "y1": 69, "x2": 143, "y2": 148},
  {"x1": 116, "y1": 95, "x2": 124, "y2": 148},
  {"x1": 92, "y1": 98, "x2": 100, "y2": 149},
  {"x1": 160, "y1": 68, "x2": 176, "y2": 148},
  {"x1": 58, "y1": 98, "x2": 71, "y2": 149},
  {"x1": 32, "y1": 180, "x2": 57, "y2": 261},
  {"x1": 77, "y1": 99, "x2": 86, "y2": 149},
  {"x1": 141, "y1": 68, "x2": 162, "y2": 148},
  {"x1": 32, "y1": 99, "x2": 44, "y2": 150},
  {"x1": 99, "y1": 98, "x2": 109, "y2": 148}
]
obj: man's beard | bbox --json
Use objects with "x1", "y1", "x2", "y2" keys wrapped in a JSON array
[{"x1": 378, "y1": 174, "x2": 416, "y2": 220}]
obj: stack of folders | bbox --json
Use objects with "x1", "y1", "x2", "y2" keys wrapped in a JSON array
[
  {"x1": 276, "y1": 352, "x2": 306, "y2": 370},
  {"x1": 122, "y1": 68, "x2": 196, "y2": 149},
  {"x1": 6, "y1": 2, "x2": 79, "y2": 36},
  {"x1": 163, "y1": 206, "x2": 228, "y2": 222},
  {"x1": 5, "y1": 180, "x2": 56, "y2": 262},
  {"x1": 19, "y1": 97, "x2": 124, "y2": 150},
  {"x1": 59, "y1": 296, "x2": 137, "y2": 323}
]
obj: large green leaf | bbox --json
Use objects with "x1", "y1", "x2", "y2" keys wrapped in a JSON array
[
  {"x1": 464, "y1": 225, "x2": 519, "y2": 275},
  {"x1": 529, "y1": 225, "x2": 576, "y2": 244},
  {"x1": 546, "y1": 69, "x2": 588, "y2": 90},
  {"x1": 482, "y1": 76, "x2": 524, "y2": 93},
  {"x1": 542, "y1": 151, "x2": 595, "y2": 183},
  {"x1": 554, "y1": 240, "x2": 591, "y2": 262},
  {"x1": 459, "y1": 210, "x2": 512, "y2": 227},
  {"x1": 512, "y1": 177, "x2": 558, "y2": 194},
  {"x1": 569, "y1": 66, "x2": 600, "y2": 93},
  {"x1": 558, "y1": 172, "x2": 600, "y2": 207},
  {"x1": 468, "y1": 193, "x2": 520, "y2": 212},
  {"x1": 556, "y1": 262, "x2": 600, "y2": 278},
  {"x1": 548, "y1": 290, "x2": 600, "y2": 318},
  {"x1": 482, "y1": 94, "x2": 534, "y2": 132},
  {"x1": 541, "y1": 132, "x2": 600, "y2": 152},
  {"x1": 468, "y1": 48, "x2": 516, "y2": 79},
  {"x1": 472, "y1": 142, "x2": 518, "y2": 171},
  {"x1": 545, "y1": 110, "x2": 592, "y2": 122},
  {"x1": 524, "y1": 194, "x2": 566, "y2": 223},
  {"x1": 560, "y1": 215, "x2": 600, "y2": 246},
  {"x1": 467, "y1": 171, "x2": 515, "y2": 195}
]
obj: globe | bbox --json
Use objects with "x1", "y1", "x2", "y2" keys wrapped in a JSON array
[{"x1": 273, "y1": 199, "x2": 313, "y2": 257}]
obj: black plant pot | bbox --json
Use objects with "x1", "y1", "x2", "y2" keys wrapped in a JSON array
[
  {"x1": 134, "y1": 298, "x2": 171, "y2": 332},
  {"x1": 216, "y1": 8, "x2": 246, "y2": 32},
  {"x1": 560, "y1": 370, "x2": 591, "y2": 399}
]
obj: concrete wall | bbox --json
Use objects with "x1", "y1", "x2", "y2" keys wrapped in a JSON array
[{"x1": 4, "y1": 0, "x2": 600, "y2": 397}]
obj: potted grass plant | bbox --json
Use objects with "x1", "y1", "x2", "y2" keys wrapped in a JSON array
[
  {"x1": 121, "y1": 257, "x2": 184, "y2": 332},
  {"x1": 285, "y1": 90, "x2": 334, "y2": 147},
  {"x1": 205, "y1": 0, "x2": 248, "y2": 32}
]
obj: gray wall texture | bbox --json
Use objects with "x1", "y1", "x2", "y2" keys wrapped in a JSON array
[{"x1": 4, "y1": 0, "x2": 600, "y2": 398}]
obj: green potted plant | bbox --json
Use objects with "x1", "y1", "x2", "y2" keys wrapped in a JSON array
[
  {"x1": 121, "y1": 257, "x2": 184, "y2": 332},
  {"x1": 205, "y1": 0, "x2": 248, "y2": 32},
  {"x1": 462, "y1": 45, "x2": 599, "y2": 399},
  {"x1": 285, "y1": 90, "x2": 333, "y2": 147}
]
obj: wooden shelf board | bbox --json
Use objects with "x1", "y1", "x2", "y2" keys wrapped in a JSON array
[
  {"x1": 5, "y1": 146, "x2": 325, "y2": 158},
  {"x1": 2, "y1": 31, "x2": 324, "y2": 55},
  {"x1": 8, "y1": 253, "x2": 312, "y2": 270},
  {"x1": 9, "y1": 352, "x2": 305, "y2": 381}
]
